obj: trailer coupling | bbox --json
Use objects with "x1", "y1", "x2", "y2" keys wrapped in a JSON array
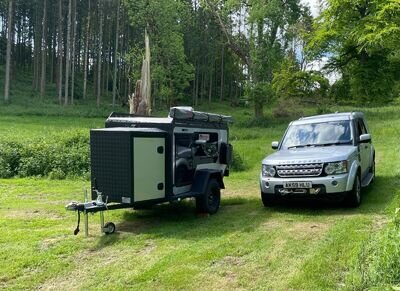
[{"x1": 65, "y1": 190, "x2": 122, "y2": 236}]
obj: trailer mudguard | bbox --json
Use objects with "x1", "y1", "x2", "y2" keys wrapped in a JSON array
[{"x1": 191, "y1": 169, "x2": 225, "y2": 195}]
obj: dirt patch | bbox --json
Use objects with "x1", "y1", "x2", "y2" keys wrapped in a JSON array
[
  {"x1": 39, "y1": 236, "x2": 68, "y2": 251},
  {"x1": 287, "y1": 221, "x2": 331, "y2": 240},
  {"x1": 210, "y1": 255, "x2": 244, "y2": 268}
]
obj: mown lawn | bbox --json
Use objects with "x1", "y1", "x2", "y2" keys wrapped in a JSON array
[{"x1": 0, "y1": 104, "x2": 399, "y2": 289}]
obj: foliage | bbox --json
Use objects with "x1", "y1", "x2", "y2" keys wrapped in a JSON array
[
  {"x1": 0, "y1": 132, "x2": 89, "y2": 179},
  {"x1": 272, "y1": 57, "x2": 330, "y2": 104},
  {"x1": 124, "y1": 0, "x2": 194, "y2": 106},
  {"x1": 308, "y1": 0, "x2": 400, "y2": 102}
]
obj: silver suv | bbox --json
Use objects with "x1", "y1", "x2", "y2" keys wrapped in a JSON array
[{"x1": 260, "y1": 112, "x2": 375, "y2": 207}]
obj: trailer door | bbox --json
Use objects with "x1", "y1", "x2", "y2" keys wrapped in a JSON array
[{"x1": 133, "y1": 137, "x2": 166, "y2": 202}]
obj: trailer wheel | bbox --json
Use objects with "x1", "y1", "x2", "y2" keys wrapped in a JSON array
[
  {"x1": 196, "y1": 178, "x2": 221, "y2": 214},
  {"x1": 104, "y1": 222, "x2": 116, "y2": 235}
]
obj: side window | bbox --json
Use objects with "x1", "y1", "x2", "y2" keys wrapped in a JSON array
[
  {"x1": 357, "y1": 120, "x2": 367, "y2": 135},
  {"x1": 360, "y1": 119, "x2": 368, "y2": 134},
  {"x1": 355, "y1": 119, "x2": 367, "y2": 142}
]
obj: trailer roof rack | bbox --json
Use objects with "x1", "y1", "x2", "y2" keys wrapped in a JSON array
[
  {"x1": 169, "y1": 107, "x2": 234, "y2": 124},
  {"x1": 108, "y1": 107, "x2": 233, "y2": 124}
]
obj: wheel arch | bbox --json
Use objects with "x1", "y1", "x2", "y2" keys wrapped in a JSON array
[
  {"x1": 346, "y1": 161, "x2": 361, "y2": 191},
  {"x1": 191, "y1": 169, "x2": 224, "y2": 196}
]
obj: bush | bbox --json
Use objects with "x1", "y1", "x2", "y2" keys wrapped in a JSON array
[
  {"x1": 0, "y1": 131, "x2": 89, "y2": 179},
  {"x1": 231, "y1": 150, "x2": 247, "y2": 172}
]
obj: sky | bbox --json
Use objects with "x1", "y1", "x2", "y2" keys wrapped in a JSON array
[{"x1": 301, "y1": 0, "x2": 320, "y2": 17}]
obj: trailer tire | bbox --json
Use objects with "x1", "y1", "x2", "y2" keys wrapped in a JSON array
[
  {"x1": 104, "y1": 222, "x2": 116, "y2": 235},
  {"x1": 196, "y1": 178, "x2": 220, "y2": 214}
]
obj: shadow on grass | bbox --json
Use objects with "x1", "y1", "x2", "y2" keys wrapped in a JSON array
[{"x1": 96, "y1": 175, "x2": 396, "y2": 247}]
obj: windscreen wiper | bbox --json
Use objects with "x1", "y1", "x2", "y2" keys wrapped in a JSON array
[
  {"x1": 287, "y1": 144, "x2": 316, "y2": 149},
  {"x1": 314, "y1": 141, "x2": 353, "y2": 147}
]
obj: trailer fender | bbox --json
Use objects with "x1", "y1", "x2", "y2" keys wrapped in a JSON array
[{"x1": 191, "y1": 169, "x2": 224, "y2": 196}]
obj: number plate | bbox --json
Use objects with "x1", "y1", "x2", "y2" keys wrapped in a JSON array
[{"x1": 283, "y1": 181, "x2": 312, "y2": 189}]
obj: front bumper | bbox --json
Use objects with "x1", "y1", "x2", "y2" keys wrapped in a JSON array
[{"x1": 259, "y1": 173, "x2": 350, "y2": 196}]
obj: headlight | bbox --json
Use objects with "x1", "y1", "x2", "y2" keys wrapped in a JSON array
[
  {"x1": 262, "y1": 165, "x2": 276, "y2": 177},
  {"x1": 324, "y1": 161, "x2": 348, "y2": 175}
]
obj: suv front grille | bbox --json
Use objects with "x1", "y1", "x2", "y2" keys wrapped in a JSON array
[{"x1": 276, "y1": 163, "x2": 323, "y2": 177}]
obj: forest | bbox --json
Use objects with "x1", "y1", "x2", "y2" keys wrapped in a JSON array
[{"x1": 0, "y1": 0, "x2": 399, "y2": 117}]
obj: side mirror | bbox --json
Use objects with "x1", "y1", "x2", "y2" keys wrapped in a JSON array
[
  {"x1": 359, "y1": 134, "x2": 371, "y2": 143},
  {"x1": 271, "y1": 141, "x2": 279, "y2": 149}
]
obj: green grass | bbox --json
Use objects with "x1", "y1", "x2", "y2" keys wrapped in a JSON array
[{"x1": 0, "y1": 102, "x2": 399, "y2": 289}]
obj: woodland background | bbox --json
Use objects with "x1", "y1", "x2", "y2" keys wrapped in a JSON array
[{"x1": 0, "y1": 0, "x2": 399, "y2": 117}]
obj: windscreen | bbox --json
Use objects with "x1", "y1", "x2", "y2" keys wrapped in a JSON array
[{"x1": 281, "y1": 120, "x2": 352, "y2": 149}]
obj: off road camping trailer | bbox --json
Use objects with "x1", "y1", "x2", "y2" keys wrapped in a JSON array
[{"x1": 66, "y1": 107, "x2": 233, "y2": 235}]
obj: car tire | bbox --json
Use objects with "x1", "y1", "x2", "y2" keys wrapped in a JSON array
[
  {"x1": 345, "y1": 174, "x2": 361, "y2": 207},
  {"x1": 196, "y1": 178, "x2": 221, "y2": 214},
  {"x1": 261, "y1": 192, "x2": 278, "y2": 207}
]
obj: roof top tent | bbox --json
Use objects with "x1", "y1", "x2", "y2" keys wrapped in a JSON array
[{"x1": 66, "y1": 107, "x2": 233, "y2": 236}]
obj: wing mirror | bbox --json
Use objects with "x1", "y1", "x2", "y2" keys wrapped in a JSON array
[
  {"x1": 359, "y1": 134, "x2": 371, "y2": 143},
  {"x1": 271, "y1": 141, "x2": 279, "y2": 149}
]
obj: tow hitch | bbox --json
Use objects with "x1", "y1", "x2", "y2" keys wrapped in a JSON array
[{"x1": 65, "y1": 190, "x2": 127, "y2": 236}]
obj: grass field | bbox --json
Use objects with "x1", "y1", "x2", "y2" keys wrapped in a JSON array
[{"x1": 0, "y1": 102, "x2": 399, "y2": 289}]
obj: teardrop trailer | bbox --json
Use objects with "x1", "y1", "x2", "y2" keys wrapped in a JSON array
[{"x1": 66, "y1": 107, "x2": 233, "y2": 236}]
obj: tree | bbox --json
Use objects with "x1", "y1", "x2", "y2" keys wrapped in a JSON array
[
  {"x1": 64, "y1": 0, "x2": 72, "y2": 105},
  {"x1": 97, "y1": 0, "x2": 104, "y2": 107},
  {"x1": 57, "y1": 0, "x2": 63, "y2": 105},
  {"x1": 124, "y1": 0, "x2": 194, "y2": 108},
  {"x1": 4, "y1": 0, "x2": 14, "y2": 103},
  {"x1": 82, "y1": 0, "x2": 91, "y2": 100},
  {"x1": 272, "y1": 57, "x2": 329, "y2": 104},
  {"x1": 40, "y1": 0, "x2": 47, "y2": 98},
  {"x1": 307, "y1": 0, "x2": 400, "y2": 102},
  {"x1": 204, "y1": 0, "x2": 310, "y2": 118},
  {"x1": 112, "y1": 0, "x2": 120, "y2": 107}
]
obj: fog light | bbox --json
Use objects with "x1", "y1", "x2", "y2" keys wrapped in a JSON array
[
  {"x1": 265, "y1": 182, "x2": 270, "y2": 188},
  {"x1": 331, "y1": 180, "x2": 338, "y2": 186}
]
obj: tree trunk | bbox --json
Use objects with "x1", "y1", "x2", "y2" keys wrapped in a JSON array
[
  {"x1": 40, "y1": 0, "x2": 47, "y2": 99},
  {"x1": 64, "y1": 0, "x2": 72, "y2": 105},
  {"x1": 97, "y1": 0, "x2": 104, "y2": 107},
  {"x1": 112, "y1": 0, "x2": 120, "y2": 107},
  {"x1": 208, "y1": 70, "x2": 212, "y2": 105},
  {"x1": 4, "y1": 0, "x2": 13, "y2": 103},
  {"x1": 33, "y1": 1, "x2": 41, "y2": 91},
  {"x1": 83, "y1": 0, "x2": 91, "y2": 100},
  {"x1": 255, "y1": 102, "x2": 264, "y2": 118},
  {"x1": 220, "y1": 46, "x2": 224, "y2": 102},
  {"x1": 71, "y1": 0, "x2": 77, "y2": 105},
  {"x1": 57, "y1": 0, "x2": 63, "y2": 104}
]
